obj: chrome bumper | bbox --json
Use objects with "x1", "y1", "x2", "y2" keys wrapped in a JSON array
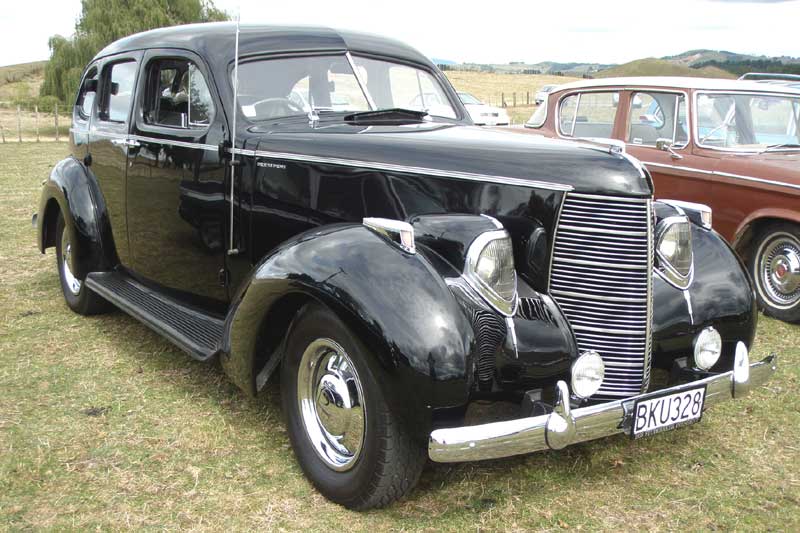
[{"x1": 429, "y1": 346, "x2": 777, "y2": 463}]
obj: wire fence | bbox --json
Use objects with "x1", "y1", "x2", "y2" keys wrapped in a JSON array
[{"x1": 0, "y1": 103, "x2": 71, "y2": 143}]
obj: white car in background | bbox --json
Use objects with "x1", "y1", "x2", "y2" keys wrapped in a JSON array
[
  {"x1": 534, "y1": 84, "x2": 559, "y2": 105},
  {"x1": 457, "y1": 92, "x2": 510, "y2": 126}
]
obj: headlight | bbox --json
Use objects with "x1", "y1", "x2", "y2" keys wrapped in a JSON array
[
  {"x1": 694, "y1": 326, "x2": 722, "y2": 370},
  {"x1": 464, "y1": 229, "x2": 518, "y2": 316},
  {"x1": 656, "y1": 216, "x2": 693, "y2": 289},
  {"x1": 571, "y1": 351, "x2": 605, "y2": 399}
]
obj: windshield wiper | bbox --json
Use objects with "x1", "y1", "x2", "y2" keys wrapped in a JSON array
[
  {"x1": 343, "y1": 108, "x2": 429, "y2": 125},
  {"x1": 760, "y1": 143, "x2": 800, "y2": 153}
]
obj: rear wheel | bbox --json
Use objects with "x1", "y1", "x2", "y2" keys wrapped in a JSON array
[
  {"x1": 750, "y1": 223, "x2": 800, "y2": 323},
  {"x1": 280, "y1": 303, "x2": 425, "y2": 509},
  {"x1": 55, "y1": 212, "x2": 111, "y2": 315}
]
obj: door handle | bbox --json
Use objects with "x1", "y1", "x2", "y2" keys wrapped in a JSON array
[{"x1": 110, "y1": 138, "x2": 140, "y2": 148}]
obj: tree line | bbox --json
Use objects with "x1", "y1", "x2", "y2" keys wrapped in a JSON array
[{"x1": 40, "y1": 0, "x2": 228, "y2": 103}]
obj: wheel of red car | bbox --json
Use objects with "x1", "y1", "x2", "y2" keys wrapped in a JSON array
[
  {"x1": 750, "y1": 223, "x2": 800, "y2": 323},
  {"x1": 55, "y1": 212, "x2": 111, "y2": 315},
  {"x1": 280, "y1": 302, "x2": 426, "y2": 510}
]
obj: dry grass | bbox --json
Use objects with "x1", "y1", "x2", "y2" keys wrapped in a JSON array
[
  {"x1": 1, "y1": 143, "x2": 799, "y2": 531},
  {"x1": 445, "y1": 71, "x2": 582, "y2": 124}
]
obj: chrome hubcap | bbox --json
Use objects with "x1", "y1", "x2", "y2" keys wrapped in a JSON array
[
  {"x1": 758, "y1": 233, "x2": 800, "y2": 308},
  {"x1": 297, "y1": 338, "x2": 366, "y2": 471},
  {"x1": 61, "y1": 230, "x2": 81, "y2": 295}
]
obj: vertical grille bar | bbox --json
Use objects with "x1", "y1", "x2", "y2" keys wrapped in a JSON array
[{"x1": 549, "y1": 193, "x2": 653, "y2": 398}]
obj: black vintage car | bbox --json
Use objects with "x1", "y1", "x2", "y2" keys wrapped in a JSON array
[{"x1": 36, "y1": 23, "x2": 777, "y2": 509}]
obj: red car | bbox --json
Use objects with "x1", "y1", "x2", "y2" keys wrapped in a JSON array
[{"x1": 520, "y1": 76, "x2": 800, "y2": 322}]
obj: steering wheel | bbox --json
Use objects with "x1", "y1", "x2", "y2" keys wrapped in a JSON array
[{"x1": 252, "y1": 97, "x2": 305, "y2": 119}]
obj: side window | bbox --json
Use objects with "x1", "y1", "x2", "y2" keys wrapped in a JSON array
[
  {"x1": 100, "y1": 61, "x2": 137, "y2": 123},
  {"x1": 145, "y1": 59, "x2": 215, "y2": 128},
  {"x1": 558, "y1": 92, "x2": 619, "y2": 138},
  {"x1": 76, "y1": 66, "x2": 99, "y2": 120},
  {"x1": 627, "y1": 92, "x2": 688, "y2": 147}
]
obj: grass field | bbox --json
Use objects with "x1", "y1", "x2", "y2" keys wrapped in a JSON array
[{"x1": 1, "y1": 143, "x2": 799, "y2": 531}]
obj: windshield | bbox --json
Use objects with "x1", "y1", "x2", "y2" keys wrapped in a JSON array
[
  {"x1": 237, "y1": 54, "x2": 457, "y2": 122},
  {"x1": 458, "y1": 92, "x2": 482, "y2": 105},
  {"x1": 696, "y1": 92, "x2": 800, "y2": 150}
]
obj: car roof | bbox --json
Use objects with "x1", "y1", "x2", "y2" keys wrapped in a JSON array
[
  {"x1": 554, "y1": 76, "x2": 800, "y2": 95},
  {"x1": 94, "y1": 22, "x2": 433, "y2": 67}
]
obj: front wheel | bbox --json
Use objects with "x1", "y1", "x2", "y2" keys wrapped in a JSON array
[
  {"x1": 280, "y1": 303, "x2": 425, "y2": 509},
  {"x1": 750, "y1": 223, "x2": 800, "y2": 323}
]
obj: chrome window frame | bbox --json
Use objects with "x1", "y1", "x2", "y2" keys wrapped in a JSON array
[
  {"x1": 554, "y1": 88, "x2": 621, "y2": 140},
  {"x1": 625, "y1": 89, "x2": 691, "y2": 150},
  {"x1": 693, "y1": 89, "x2": 800, "y2": 153}
]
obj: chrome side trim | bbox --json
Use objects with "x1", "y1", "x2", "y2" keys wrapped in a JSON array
[
  {"x1": 429, "y1": 350, "x2": 777, "y2": 463},
  {"x1": 232, "y1": 148, "x2": 574, "y2": 191},
  {"x1": 643, "y1": 161, "x2": 800, "y2": 193}
]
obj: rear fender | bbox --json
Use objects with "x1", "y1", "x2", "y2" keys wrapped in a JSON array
[
  {"x1": 220, "y1": 223, "x2": 475, "y2": 436},
  {"x1": 37, "y1": 157, "x2": 117, "y2": 273}
]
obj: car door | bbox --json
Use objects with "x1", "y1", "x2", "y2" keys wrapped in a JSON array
[
  {"x1": 624, "y1": 89, "x2": 716, "y2": 206},
  {"x1": 126, "y1": 49, "x2": 229, "y2": 305},
  {"x1": 89, "y1": 52, "x2": 143, "y2": 265}
]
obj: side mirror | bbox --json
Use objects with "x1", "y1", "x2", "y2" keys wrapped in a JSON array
[
  {"x1": 110, "y1": 82, "x2": 120, "y2": 96},
  {"x1": 656, "y1": 138, "x2": 673, "y2": 152},
  {"x1": 656, "y1": 138, "x2": 684, "y2": 160},
  {"x1": 83, "y1": 78, "x2": 98, "y2": 93}
]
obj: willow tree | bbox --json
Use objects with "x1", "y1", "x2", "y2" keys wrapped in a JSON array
[{"x1": 41, "y1": 0, "x2": 228, "y2": 102}]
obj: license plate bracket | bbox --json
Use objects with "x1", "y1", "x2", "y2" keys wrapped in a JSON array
[{"x1": 630, "y1": 385, "x2": 707, "y2": 439}]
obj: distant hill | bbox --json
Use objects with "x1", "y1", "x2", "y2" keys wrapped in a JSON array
[
  {"x1": 0, "y1": 60, "x2": 48, "y2": 102},
  {"x1": 663, "y1": 49, "x2": 800, "y2": 68},
  {"x1": 593, "y1": 58, "x2": 736, "y2": 79},
  {"x1": 0, "y1": 61, "x2": 48, "y2": 86}
]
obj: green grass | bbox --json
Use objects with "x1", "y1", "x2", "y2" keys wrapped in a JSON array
[
  {"x1": 594, "y1": 58, "x2": 735, "y2": 80},
  {"x1": 1, "y1": 143, "x2": 798, "y2": 531}
]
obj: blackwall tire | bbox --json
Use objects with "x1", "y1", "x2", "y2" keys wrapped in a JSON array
[
  {"x1": 280, "y1": 303, "x2": 426, "y2": 510},
  {"x1": 749, "y1": 223, "x2": 800, "y2": 323},
  {"x1": 55, "y1": 212, "x2": 111, "y2": 316}
]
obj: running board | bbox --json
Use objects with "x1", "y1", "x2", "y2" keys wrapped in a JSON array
[{"x1": 85, "y1": 271, "x2": 224, "y2": 361}]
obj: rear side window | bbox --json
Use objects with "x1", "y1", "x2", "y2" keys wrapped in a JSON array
[
  {"x1": 100, "y1": 61, "x2": 137, "y2": 123},
  {"x1": 628, "y1": 92, "x2": 688, "y2": 147},
  {"x1": 559, "y1": 92, "x2": 619, "y2": 138},
  {"x1": 76, "y1": 66, "x2": 98, "y2": 119},
  {"x1": 145, "y1": 59, "x2": 215, "y2": 128}
]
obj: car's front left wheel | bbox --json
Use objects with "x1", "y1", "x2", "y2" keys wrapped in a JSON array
[{"x1": 280, "y1": 303, "x2": 426, "y2": 509}]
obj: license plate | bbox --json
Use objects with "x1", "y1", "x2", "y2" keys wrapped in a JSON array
[{"x1": 631, "y1": 385, "x2": 706, "y2": 439}]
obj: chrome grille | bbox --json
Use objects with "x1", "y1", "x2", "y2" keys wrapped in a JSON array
[{"x1": 550, "y1": 193, "x2": 653, "y2": 398}]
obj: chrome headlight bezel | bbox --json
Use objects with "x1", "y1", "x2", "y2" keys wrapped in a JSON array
[
  {"x1": 463, "y1": 229, "x2": 518, "y2": 316},
  {"x1": 655, "y1": 215, "x2": 694, "y2": 290}
]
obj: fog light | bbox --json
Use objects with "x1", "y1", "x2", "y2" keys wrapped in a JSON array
[
  {"x1": 571, "y1": 351, "x2": 605, "y2": 399},
  {"x1": 694, "y1": 327, "x2": 722, "y2": 370}
]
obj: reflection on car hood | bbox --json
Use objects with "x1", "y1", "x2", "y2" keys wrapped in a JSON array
[{"x1": 246, "y1": 123, "x2": 651, "y2": 196}]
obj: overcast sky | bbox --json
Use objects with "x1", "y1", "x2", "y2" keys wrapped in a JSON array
[{"x1": 1, "y1": 0, "x2": 799, "y2": 67}]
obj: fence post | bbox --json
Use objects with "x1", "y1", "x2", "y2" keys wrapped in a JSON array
[
  {"x1": 55, "y1": 103, "x2": 59, "y2": 142},
  {"x1": 1, "y1": 123, "x2": 5, "y2": 143},
  {"x1": 17, "y1": 105, "x2": 22, "y2": 142},
  {"x1": 513, "y1": 93, "x2": 517, "y2": 107},
  {"x1": 501, "y1": 92, "x2": 505, "y2": 108},
  {"x1": 35, "y1": 105, "x2": 40, "y2": 142},
  {"x1": 527, "y1": 92, "x2": 530, "y2": 106}
]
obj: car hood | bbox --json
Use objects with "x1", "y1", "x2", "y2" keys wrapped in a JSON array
[{"x1": 245, "y1": 122, "x2": 652, "y2": 196}]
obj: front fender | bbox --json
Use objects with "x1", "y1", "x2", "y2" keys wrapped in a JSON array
[
  {"x1": 653, "y1": 222, "x2": 757, "y2": 370},
  {"x1": 37, "y1": 157, "x2": 117, "y2": 272},
  {"x1": 221, "y1": 224, "x2": 475, "y2": 436}
]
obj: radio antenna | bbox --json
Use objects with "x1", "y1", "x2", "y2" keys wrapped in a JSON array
[{"x1": 227, "y1": 10, "x2": 241, "y2": 256}]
